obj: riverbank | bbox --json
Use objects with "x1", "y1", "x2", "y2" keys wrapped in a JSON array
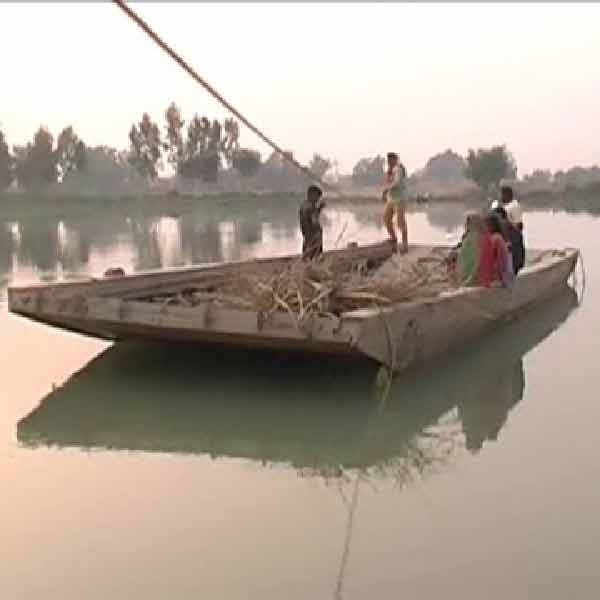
[{"x1": 1, "y1": 187, "x2": 599, "y2": 222}]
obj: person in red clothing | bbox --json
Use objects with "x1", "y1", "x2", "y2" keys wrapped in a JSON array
[
  {"x1": 448, "y1": 212, "x2": 514, "y2": 288},
  {"x1": 447, "y1": 212, "x2": 498, "y2": 287},
  {"x1": 483, "y1": 213, "x2": 514, "y2": 287},
  {"x1": 477, "y1": 220, "x2": 496, "y2": 286}
]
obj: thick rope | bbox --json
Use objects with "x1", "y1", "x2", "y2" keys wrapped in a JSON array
[{"x1": 112, "y1": 0, "x2": 334, "y2": 192}]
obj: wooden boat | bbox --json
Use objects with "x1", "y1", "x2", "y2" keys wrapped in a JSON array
[
  {"x1": 17, "y1": 288, "x2": 578, "y2": 466},
  {"x1": 7, "y1": 242, "x2": 578, "y2": 372}
]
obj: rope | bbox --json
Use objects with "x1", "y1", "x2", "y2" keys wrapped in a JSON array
[
  {"x1": 574, "y1": 249, "x2": 587, "y2": 304},
  {"x1": 112, "y1": 0, "x2": 335, "y2": 192},
  {"x1": 334, "y1": 474, "x2": 361, "y2": 600}
]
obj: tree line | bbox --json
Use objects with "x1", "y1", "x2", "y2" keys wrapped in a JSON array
[
  {"x1": 349, "y1": 147, "x2": 517, "y2": 192},
  {"x1": 1, "y1": 125, "x2": 87, "y2": 191},
  {"x1": 1, "y1": 105, "x2": 598, "y2": 194},
  {"x1": 0, "y1": 102, "x2": 335, "y2": 192}
]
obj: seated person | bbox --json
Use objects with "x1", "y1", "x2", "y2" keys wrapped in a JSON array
[
  {"x1": 451, "y1": 212, "x2": 484, "y2": 286},
  {"x1": 449, "y1": 212, "x2": 500, "y2": 288},
  {"x1": 484, "y1": 213, "x2": 514, "y2": 288},
  {"x1": 493, "y1": 205, "x2": 525, "y2": 275}
]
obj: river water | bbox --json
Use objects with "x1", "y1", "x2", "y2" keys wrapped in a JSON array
[{"x1": 1, "y1": 197, "x2": 599, "y2": 599}]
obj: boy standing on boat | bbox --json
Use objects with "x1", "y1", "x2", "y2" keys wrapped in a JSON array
[
  {"x1": 299, "y1": 185, "x2": 325, "y2": 260},
  {"x1": 500, "y1": 185, "x2": 523, "y2": 231},
  {"x1": 492, "y1": 185, "x2": 525, "y2": 275},
  {"x1": 492, "y1": 185, "x2": 523, "y2": 231},
  {"x1": 493, "y1": 204, "x2": 525, "y2": 275},
  {"x1": 383, "y1": 152, "x2": 409, "y2": 254}
]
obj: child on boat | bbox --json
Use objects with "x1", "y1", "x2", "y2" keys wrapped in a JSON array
[
  {"x1": 299, "y1": 185, "x2": 325, "y2": 260},
  {"x1": 500, "y1": 185, "x2": 523, "y2": 231}
]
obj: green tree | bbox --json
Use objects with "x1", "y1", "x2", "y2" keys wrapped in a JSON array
[
  {"x1": 207, "y1": 119, "x2": 222, "y2": 154},
  {"x1": 232, "y1": 148, "x2": 261, "y2": 177},
  {"x1": 309, "y1": 153, "x2": 332, "y2": 179},
  {"x1": 185, "y1": 115, "x2": 211, "y2": 156},
  {"x1": 165, "y1": 109, "x2": 244, "y2": 182},
  {"x1": 128, "y1": 113, "x2": 163, "y2": 181},
  {"x1": 164, "y1": 102, "x2": 185, "y2": 169},
  {"x1": 222, "y1": 118, "x2": 240, "y2": 164},
  {"x1": 555, "y1": 166, "x2": 600, "y2": 191},
  {"x1": 464, "y1": 145, "x2": 517, "y2": 191},
  {"x1": 422, "y1": 149, "x2": 467, "y2": 184},
  {"x1": 351, "y1": 155, "x2": 385, "y2": 187},
  {"x1": 15, "y1": 126, "x2": 58, "y2": 189},
  {"x1": 0, "y1": 130, "x2": 15, "y2": 191},
  {"x1": 523, "y1": 169, "x2": 552, "y2": 184},
  {"x1": 179, "y1": 115, "x2": 223, "y2": 182},
  {"x1": 256, "y1": 150, "x2": 308, "y2": 191},
  {"x1": 55, "y1": 126, "x2": 86, "y2": 181}
]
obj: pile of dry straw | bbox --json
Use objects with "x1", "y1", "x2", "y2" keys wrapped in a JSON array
[{"x1": 146, "y1": 249, "x2": 454, "y2": 324}]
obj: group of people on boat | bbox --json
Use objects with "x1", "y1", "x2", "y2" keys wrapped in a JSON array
[
  {"x1": 450, "y1": 185, "x2": 525, "y2": 288},
  {"x1": 299, "y1": 152, "x2": 409, "y2": 261},
  {"x1": 298, "y1": 152, "x2": 525, "y2": 288}
]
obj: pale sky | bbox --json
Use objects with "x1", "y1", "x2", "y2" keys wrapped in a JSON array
[{"x1": 2, "y1": 2, "x2": 599, "y2": 175}]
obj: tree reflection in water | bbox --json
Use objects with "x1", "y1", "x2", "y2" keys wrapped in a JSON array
[
  {"x1": 15, "y1": 287, "x2": 577, "y2": 599},
  {"x1": 18, "y1": 288, "x2": 576, "y2": 478},
  {"x1": 0, "y1": 199, "x2": 300, "y2": 285}
]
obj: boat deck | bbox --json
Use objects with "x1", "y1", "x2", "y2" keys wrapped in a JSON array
[{"x1": 7, "y1": 243, "x2": 579, "y2": 371}]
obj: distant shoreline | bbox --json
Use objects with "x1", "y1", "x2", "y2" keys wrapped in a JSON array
[{"x1": 1, "y1": 187, "x2": 599, "y2": 221}]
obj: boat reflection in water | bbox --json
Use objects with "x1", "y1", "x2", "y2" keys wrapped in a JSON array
[{"x1": 18, "y1": 288, "x2": 578, "y2": 484}]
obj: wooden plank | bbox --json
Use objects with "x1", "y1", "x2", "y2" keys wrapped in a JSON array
[{"x1": 8, "y1": 240, "x2": 394, "y2": 299}]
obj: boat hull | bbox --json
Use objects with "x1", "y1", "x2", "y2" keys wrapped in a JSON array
[
  {"x1": 8, "y1": 244, "x2": 579, "y2": 372},
  {"x1": 356, "y1": 248, "x2": 578, "y2": 369}
]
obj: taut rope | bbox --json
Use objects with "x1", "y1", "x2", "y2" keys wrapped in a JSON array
[{"x1": 112, "y1": 0, "x2": 334, "y2": 191}]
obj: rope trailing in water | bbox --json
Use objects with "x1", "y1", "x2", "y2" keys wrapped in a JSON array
[
  {"x1": 112, "y1": 0, "x2": 334, "y2": 191},
  {"x1": 573, "y1": 249, "x2": 587, "y2": 304}
]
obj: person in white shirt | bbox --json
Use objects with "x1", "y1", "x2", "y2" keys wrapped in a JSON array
[
  {"x1": 500, "y1": 185, "x2": 523, "y2": 231},
  {"x1": 382, "y1": 152, "x2": 408, "y2": 254},
  {"x1": 493, "y1": 185, "x2": 525, "y2": 275}
]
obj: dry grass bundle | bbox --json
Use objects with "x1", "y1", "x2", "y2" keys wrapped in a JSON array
[
  {"x1": 371, "y1": 252, "x2": 454, "y2": 303},
  {"x1": 140, "y1": 250, "x2": 455, "y2": 327},
  {"x1": 217, "y1": 256, "x2": 384, "y2": 327}
]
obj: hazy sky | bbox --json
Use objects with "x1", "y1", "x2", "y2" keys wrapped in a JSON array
[{"x1": 2, "y1": 2, "x2": 599, "y2": 175}]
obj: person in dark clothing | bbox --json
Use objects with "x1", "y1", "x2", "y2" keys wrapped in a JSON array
[
  {"x1": 493, "y1": 205, "x2": 525, "y2": 275},
  {"x1": 299, "y1": 185, "x2": 325, "y2": 260},
  {"x1": 508, "y1": 224, "x2": 525, "y2": 274},
  {"x1": 500, "y1": 185, "x2": 523, "y2": 232}
]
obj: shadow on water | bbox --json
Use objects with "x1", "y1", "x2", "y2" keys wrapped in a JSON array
[
  {"x1": 0, "y1": 197, "x2": 303, "y2": 282},
  {"x1": 18, "y1": 288, "x2": 578, "y2": 481},
  {"x1": 1, "y1": 196, "x2": 597, "y2": 290}
]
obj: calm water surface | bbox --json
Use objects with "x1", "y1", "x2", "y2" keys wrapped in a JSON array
[{"x1": 1, "y1": 197, "x2": 599, "y2": 599}]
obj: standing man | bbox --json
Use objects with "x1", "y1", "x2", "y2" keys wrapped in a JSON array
[
  {"x1": 500, "y1": 185, "x2": 525, "y2": 274},
  {"x1": 493, "y1": 186, "x2": 525, "y2": 275},
  {"x1": 383, "y1": 152, "x2": 408, "y2": 254},
  {"x1": 499, "y1": 185, "x2": 523, "y2": 231},
  {"x1": 299, "y1": 185, "x2": 325, "y2": 260}
]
